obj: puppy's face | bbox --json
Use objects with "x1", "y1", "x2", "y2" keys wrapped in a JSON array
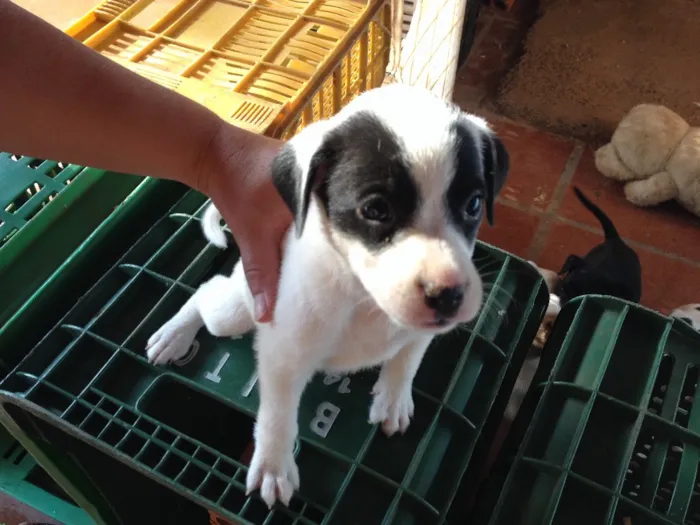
[{"x1": 273, "y1": 85, "x2": 508, "y2": 334}]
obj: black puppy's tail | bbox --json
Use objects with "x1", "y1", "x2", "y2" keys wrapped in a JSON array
[{"x1": 573, "y1": 187, "x2": 619, "y2": 239}]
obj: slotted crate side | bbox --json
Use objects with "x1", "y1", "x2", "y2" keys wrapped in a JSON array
[
  {"x1": 0, "y1": 154, "x2": 146, "y2": 329},
  {"x1": 0, "y1": 174, "x2": 188, "y2": 525},
  {"x1": 0, "y1": 153, "x2": 83, "y2": 249},
  {"x1": 0, "y1": 427, "x2": 93, "y2": 524},
  {"x1": 0, "y1": 152, "x2": 188, "y2": 343},
  {"x1": 0, "y1": 188, "x2": 548, "y2": 524},
  {"x1": 0, "y1": 428, "x2": 94, "y2": 525},
  {"x1": 0, "y1": 154, "x2": 115, "y2": 323},
  {"x1": 0, "y1": 405, "x2": 213, "y2": 525},
  {"x1": 0, "y1": 177, "x2": 188, "y2": 377},
  {"x1": 470, "y1": 295, "x2": 700, "y2": 525},
  {"x1": 65, "y1": 0, "x2": 391, "y2": 137}
]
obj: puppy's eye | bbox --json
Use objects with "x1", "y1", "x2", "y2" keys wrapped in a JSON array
[
  {"x1": 359, "y1": 196, "x2": 393, "y2": 224},
  {"x1": 462, "y1": 195, "x2": 483, "y2": 220}
]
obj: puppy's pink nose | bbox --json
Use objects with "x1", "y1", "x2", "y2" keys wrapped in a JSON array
[{"x1": 421, "y1": 282, "x2": 464, "y2": 318}]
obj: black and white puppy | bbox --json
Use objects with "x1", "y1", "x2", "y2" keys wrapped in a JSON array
[
  {"x1": 145, "y1": 84, "x2": 508, "y2": 508},
  {"x1": 555, "y1": 187, "x2": 642, "y2": 303}
]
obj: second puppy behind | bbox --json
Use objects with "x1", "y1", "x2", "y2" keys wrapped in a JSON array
[{"x1": 555, "y1": 187, "x2": 642, "y2": 304}]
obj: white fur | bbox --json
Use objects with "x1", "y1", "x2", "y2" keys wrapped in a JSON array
[
  {"x1": 146, "y1": 85, "x2": 496, "y2": 508},
  {"x1": 670, "y1": 304, "x2": 700, "y2": 332},
  {"x1": 201, "y1": 204, "x2": 227, "y2": 249}
]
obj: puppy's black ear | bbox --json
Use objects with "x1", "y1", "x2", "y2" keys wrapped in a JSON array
[
  {"x1": 482, "y1": 133, "x2": 509, "y2": 226},
  {"x1": 271, "y1": 137, "x2": 335, "y2": 237}
]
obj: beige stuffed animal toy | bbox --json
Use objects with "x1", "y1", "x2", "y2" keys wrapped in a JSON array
[{"x1": 595, "y1": 104, "x2": 700, "y2": 216}]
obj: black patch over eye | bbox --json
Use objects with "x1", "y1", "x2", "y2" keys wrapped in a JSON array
[
  {"x1": 358, "y1": 195, "x2": 394, "y2": 224},
  {"x1": 319, "y1": 111, "x2": 417, "y2": 251},
  {"x1": 461, "y1": 195, "x2": 483, "y2": 220}
]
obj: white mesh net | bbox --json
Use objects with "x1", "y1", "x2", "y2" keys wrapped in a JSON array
[{"x1": 388, "y1": 0, "x2": 468, "y2": 101}]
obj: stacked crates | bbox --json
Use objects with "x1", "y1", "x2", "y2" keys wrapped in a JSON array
[
  {"x1": 471, "y1": 296, "x2": 700, "y2": 525},
  {"x1": 0, "y1": 189, "x2": 548, "y2": 523}
]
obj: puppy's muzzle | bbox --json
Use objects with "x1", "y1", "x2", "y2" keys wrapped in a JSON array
[{"x1": 422, "y1": 281, "x2": 465, "y2": 321}]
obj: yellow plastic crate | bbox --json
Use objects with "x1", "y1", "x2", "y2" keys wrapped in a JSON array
[{"x1": 66, "y1": 0, "x2": 391, "y2": 138}]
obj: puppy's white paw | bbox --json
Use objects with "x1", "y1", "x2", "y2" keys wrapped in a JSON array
[
  {"x1": 246, "y1": 446, "x2": 300, "y2": 508},
  {"x1": 146, "y1": 320, "x2": 198, "y2": 366},
  {"x1": 369, "y1": 379, "x2": 414, "y2": 436}
]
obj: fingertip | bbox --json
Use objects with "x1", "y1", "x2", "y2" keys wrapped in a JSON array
[
  {"x1": 253, "y1": 292, "x2": 276, "y2": 323},
  {"x1": 254, "y1": 293, "x2": 268, "y2": 322},
  {"x1": 239, "y1": 242, "x2": 281, "y2": 323}
]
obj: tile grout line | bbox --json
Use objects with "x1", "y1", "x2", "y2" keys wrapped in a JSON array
[
  {"x1": 496, "y1": 188, "x2": 700, "y2": 270},
  {"x1": 496, "y1": 196, "x2": 546, "y2": 215},
  {"x1": 524, "y1": 141, "x2": 585, "y2": 261},
  {"x1": 554, "y1": 216, "x2": 700, "y2": 269}
]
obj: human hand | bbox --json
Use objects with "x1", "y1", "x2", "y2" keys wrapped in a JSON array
[
  {"x1": 196, "y1": 123, "x2": 292, "y2": 323},
  {"x1": 0, "y1": 1, "x2": 290, "y2": 323}
]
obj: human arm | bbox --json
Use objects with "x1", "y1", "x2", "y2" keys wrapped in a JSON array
[{"x1": 0, "y1": 0, "x2": 291, "y2": 322}]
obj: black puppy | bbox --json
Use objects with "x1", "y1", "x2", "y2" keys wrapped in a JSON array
[{"x1": 555, "y1": 187, "x2": 642, "y2": 303}]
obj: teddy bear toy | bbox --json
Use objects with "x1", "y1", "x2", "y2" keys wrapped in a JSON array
[{"x1": 595, "y1": 104, "x2": 700, "y2": 217}]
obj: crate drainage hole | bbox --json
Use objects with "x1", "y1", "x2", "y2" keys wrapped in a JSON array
[
  {"x1": 137, "y1": 377, "x2": 254, "y2": 462},
  {"x1": 622, "y1": 430, "x2": 655, "y2": 500},
  {"x1": 648, "y1": 354, "x2": 674, "y2": 415},
  {"x1": 6, "y1": 183, "x2": 43, "y2": 213},
  {"x1": 23, "y1": 192, "x2": 58, "y2": 222},
  {"x1": 676, "y1": 365, "x2": 698, "y2": 428},
  {"x1": 654, "y1": 440, "x2": 684, "y2": 513},
  {"x1": 2, "y1": 439, "x2": 22, "y2": 462}
]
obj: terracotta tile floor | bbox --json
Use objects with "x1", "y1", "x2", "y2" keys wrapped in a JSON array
[
  {"x1": 0, "y1": 491, "x2": 61, "y2": 524},
  {"x1": 476, "y1": 114, "x2": 700, "y2": 314},
  {"x1": 455, "y1": 3, "x2": 700, "y2": 315}
]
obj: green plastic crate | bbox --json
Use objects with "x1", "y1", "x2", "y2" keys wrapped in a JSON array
[
  {"x1": 0, "y1": 153, "x2": 145, "y2": 329},
  {"x1": 0, "y1": 430, "x2": 93, "y2": 524},
  {"x1": 0, "y1": 153, "x2": 82, "y2": 247},
  {"x1": 0, "y1": 175, "x2": 188, "y2": 377},
  {"x1": 470, "y1": 295, "x2": 700, "y2": 525},
  {"x1": 0, "y1": 153, "x2": 188, "y2": 523},
  {"x1": 0, "y1": 189, "x2": 548, "y2": 524}
]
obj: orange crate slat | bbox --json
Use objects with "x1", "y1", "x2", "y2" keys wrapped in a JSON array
[
  {"x1": 215, "y1": 10, "x2": 296, "y2": 59},
  {"x1": 254, "y1": 0, "x2": 316, "y2": 14},
  {"x1": 66, "y1": 0, "x2": 390, "y2": 137},
  {"x1": 128, "y1": 0, "x2": 196, "y2": 31},
  {"x1": 92, "y1": 23, "x2": 155, "y2": 60},
  {"x1": 136, "y1": 40, "x2": 203, "y2": 72},
  {"x1": 189, "y1": 52, "x2": 255, "y2": 89}
]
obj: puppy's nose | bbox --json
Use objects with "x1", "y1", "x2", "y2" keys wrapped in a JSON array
[{"x1": 422, "y1": 283, "x2": 464, "y2": 318}]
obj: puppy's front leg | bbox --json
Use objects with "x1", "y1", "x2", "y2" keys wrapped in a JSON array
[
  {"x1": 246, "y1": 346, "x2": 313, "y2": 508},
  {"x1": 147, "y1": 271, "x2": 253, "y2": 365},
  {"x1": 147, "y1": 292, "x2": 203, "y2": 366},
  {"x1": 369, "y1": 336, "x2": 432, "y2": 436}
]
